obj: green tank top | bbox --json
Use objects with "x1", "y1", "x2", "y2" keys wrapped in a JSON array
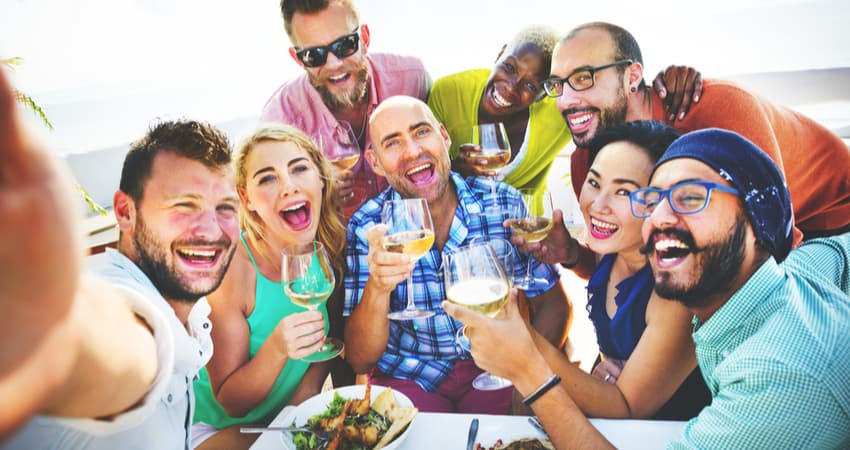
[{"x1": 193, "y1": 232, "x2": 329, "y2": 427}]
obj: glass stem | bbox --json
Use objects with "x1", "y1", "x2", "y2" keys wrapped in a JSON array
[
  {"x1": 524, "y1": 254, "x2": 534, "y2": 284},
  {"x1": 489, "y1": 176, "x2": 499, "y2": 206},
  {"x1": 405, "y1": 273, "x2": 416, "y2": 311}
]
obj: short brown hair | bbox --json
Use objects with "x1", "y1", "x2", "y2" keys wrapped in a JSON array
[
  {"x1": 280, "y1": 0, "x2": 360, "y2": 44},
  {"x1": 120, "y1": 119, "x2": 232, "y2": 203}
]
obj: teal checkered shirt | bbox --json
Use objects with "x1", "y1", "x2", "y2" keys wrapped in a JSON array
[{"x1": 669, "y1": 234, "x2": 850, "y2": 449}]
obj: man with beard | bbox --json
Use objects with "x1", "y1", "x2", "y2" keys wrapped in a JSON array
[
  {"x1": 5, "y1": 119, "x2": 240, "y2": 449},
  {"x1": 343, "y1": 96, "x2": 571, "y2": 414},
  {"x1": 261, "y1": 0, "x2": 430, "y2": 218},
  {"x1": 446, "y1": 129, "x2": 850, "y2": 448},
  {"x1": 525, "y1": 22, "x2": 849, "y2": 273}
]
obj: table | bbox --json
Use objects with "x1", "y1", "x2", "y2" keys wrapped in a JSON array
[{"x1": 251, "y1": 407, "x2": 686, "y2": 449}]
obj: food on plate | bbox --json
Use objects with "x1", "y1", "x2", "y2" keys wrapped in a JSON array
[
  {"x1": 475, "y1": 437, "x2": 555, "y2": 450},
  {"x1": 291, "y1": 384, "x2": 417, "y2": 450}
]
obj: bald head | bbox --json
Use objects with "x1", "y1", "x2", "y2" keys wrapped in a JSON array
[
  {"x1": 560, "y1": 22, "x2": 644, "y2": 69},
  {"x1": 369, "y1": 96, "x2": 443, "y2": 151}
]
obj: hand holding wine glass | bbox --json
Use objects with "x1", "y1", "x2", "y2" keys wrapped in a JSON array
[
  {"x1": 471, "y1": 123, "x2": 511, "y2": 217},
  {"x1": 320, "y1": 122, "x2": 362, "y2": 210},
  {"x1": 281, "y1": 241, "x2": 343, "y2": 362},
  {"x1": 443, "y1": 242, "x2": 513, "y2": 390},
  {"x1": 381, "y1": 198, "x2": 436, "y2": 320},
  {"x1": 510, "y1": 189, "x2": 554, "y2": 290}
]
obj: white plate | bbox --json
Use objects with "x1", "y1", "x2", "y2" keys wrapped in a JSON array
[
  {"x1": 474, "y1": 416, "x2": 548, "y2": 448},
  {"x1": 277, "y1": 385, "x2": 416, "y2": 450}
]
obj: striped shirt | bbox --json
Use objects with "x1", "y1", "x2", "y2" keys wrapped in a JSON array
[
  {"x1": 343, "y1": 172, "x2": 558, "y2": 391},
  {"x1": 669, "y1": 234, "x2": 850, "y2": 449}
]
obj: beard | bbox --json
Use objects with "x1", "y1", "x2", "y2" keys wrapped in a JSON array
[
  {"x1": 567, "y1": 84, "x2": 629, "y2": 147},
  {"x1": 309, "y1": 58, "x2": 369, "y2": 111},
  {"x1": 132, "y1": 213, "x2": 233, "y2": 304},
  {"x1": 650, "y1": 217, "x2": 748, "y2": 308}
]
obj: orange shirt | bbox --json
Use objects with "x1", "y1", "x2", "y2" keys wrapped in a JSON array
[{"x1": 571, "y1": 79, "x2": 850, "y2": 243}]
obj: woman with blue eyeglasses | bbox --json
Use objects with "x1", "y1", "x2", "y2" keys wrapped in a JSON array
[
  {"x1": 449, "y1": 121, "x2": 713, "y2": 421},
  {"x1": 573, "y1": 121, "x2": 710, "y2": 420}
]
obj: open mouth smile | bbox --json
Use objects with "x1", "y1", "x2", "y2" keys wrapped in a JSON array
[
  {"x1": 280, "y1": 201, "x2": 313, "y2": 231},
  {"x1": 405, "y1": 162, "x2": 435, "y2": 185}
]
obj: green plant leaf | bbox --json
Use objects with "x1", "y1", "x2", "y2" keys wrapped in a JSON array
[{"x1": 13, "y1": 90, "x2": 54, "y2": 129}]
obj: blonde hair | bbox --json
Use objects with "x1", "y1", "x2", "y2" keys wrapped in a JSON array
[{"x1": 234, "y1": 124, "x2": 346, "y2": 283}]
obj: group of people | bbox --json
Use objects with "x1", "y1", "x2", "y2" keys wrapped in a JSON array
[{"x1": 2, "y1": 0, "x2": 849, "y2": 449}]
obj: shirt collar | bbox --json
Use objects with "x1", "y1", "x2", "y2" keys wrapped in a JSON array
[{"x1": 692, "y1": 257, "x2": 785, "y2": 346}]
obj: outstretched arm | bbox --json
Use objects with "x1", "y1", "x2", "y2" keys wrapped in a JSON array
[{"x1": 0, "y1": 67, "x2": 157, "y2": 436}]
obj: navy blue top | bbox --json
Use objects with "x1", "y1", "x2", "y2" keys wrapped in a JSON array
[
  {"x1": 586, "y1": 253, "x2": 712, "y2": 420},
  {"x1": 586, "y1": 253, "x2": 654, "y2": 360}
]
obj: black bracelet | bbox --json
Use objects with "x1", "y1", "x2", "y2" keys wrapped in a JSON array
[{"x1": 522, "y1": 374, "x2": 561, "y2": 406}]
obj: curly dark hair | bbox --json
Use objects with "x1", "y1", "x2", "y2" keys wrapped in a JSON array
[
  {"x1": 586, "y1": 120, "x2": 681, "y2": 167},
  {"x1": 119, "y1": 119, "x2": 232, "y2": 202}
]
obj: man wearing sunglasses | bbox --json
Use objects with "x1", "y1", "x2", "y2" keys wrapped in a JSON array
[
  {"x1": 447, "y1": 128, "x2": 850, "y2": 448},
  {"x1": 261, "y1": 0, "x2": 431, "y2": 219},
  {"x1": 543, "y1": 22, "x2": 850, "y2": 250}
]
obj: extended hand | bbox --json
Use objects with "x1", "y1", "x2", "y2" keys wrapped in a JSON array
[
  {"x1": 364, "y1": 224, "x2": 413, "y2": 294},
  {"x1": 275, "y1": 310, "x2": 327, "y2": 360},
  {"x1": 453, "y1": 144, "x2": 498, "y2": 178},
  {"x1": 335, "y1": 169, "x2": 356, "y2": 203},
  {"x1": 508, "y1": 210, "x2": 577, "y2": 266},
  {"x1": 442, "y1": 291, "x2": 534, "y2": 381}
]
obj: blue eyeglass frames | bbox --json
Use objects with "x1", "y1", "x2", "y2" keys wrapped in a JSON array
[{"x1": 629, "y1": 181, "x2": 740, "y2": 218}]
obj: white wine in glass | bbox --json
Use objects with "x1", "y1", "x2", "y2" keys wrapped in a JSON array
[
  {"x1": 281, "y1": 241, "x2": 344, "y2": 362},
  {"x1": 511, "y1": 190, "x2": 554, "y2": 291},
  {"x1": 382, "y1": 198, "x2": 436, "y2": 320},
  {"x1": 325, "y1": 121, "x2": 361, "y2": 171},
  {"x1": 472, "y1": 123, "x2": 511, "y2": 217},
  {"x1": 443, "y1": 242, "x2": 513, "y2": 390}
]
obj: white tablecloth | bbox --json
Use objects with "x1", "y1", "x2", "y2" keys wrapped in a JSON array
[{"x1": 251, "y1": 407, "x2": 686, "y2": 449}]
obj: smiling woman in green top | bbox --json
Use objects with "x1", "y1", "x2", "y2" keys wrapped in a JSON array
[
  {"x1": 192, "y1": 125, "x2": 347, "y2": 449},
  {"x1": 428, "y1": 25, "x2": 702, "y2": 196}
]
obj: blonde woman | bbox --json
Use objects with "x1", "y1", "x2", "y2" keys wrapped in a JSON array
[{"x1": 192, "y1": 124, "x2": 348, "y2": 449}]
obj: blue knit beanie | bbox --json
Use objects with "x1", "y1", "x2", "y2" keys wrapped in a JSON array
[{"x1": 649, "y1": 128, "x2": 794, "y2": 262}]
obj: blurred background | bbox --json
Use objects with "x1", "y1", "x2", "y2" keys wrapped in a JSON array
[{"x1": 2, "y1": 0, "x2": 849, "y2": 210}]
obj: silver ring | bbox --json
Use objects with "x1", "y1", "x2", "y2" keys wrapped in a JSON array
[{"x1": 604, "y1": 374, "x2": 612, "y2": 382}]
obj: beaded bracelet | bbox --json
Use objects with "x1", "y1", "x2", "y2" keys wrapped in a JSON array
[{"x1": 522, "y1": 374, "x2": 561, "y2": 406}]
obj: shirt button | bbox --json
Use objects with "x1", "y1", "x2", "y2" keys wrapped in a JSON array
[
  {"x1": 721, "y1": 350, "x2": 731, "y2": 358},
  {"x1": 202, "y1": 322, "x2": 210, "y2": 329},
  {"x1": 199, "y1": 350, "x2": 204, "y2": 357},
  {"x1": 167, "y1": 394, "x2": 173, "y2": 402}
]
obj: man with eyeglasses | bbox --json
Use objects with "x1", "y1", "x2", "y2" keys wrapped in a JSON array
[
  {"x1": 540, "y1": 22, "x2": 850, "y2": 252},
  {"x1": 447, "y1": 128, "x2": 850, "y2": 448},
  {"x1": 261, "y1": 0, "x2": 430, "y2": 220}
]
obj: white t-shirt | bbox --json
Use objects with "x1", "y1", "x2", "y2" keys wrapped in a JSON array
[{"x1": 3, "y1": 249, "x2": 213, "y2": 450}]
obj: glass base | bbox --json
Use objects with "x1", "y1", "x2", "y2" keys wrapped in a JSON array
[
  {"x1": 514, "y1": 276, "x2": 550, "y2": 291},
  {"x1": 388, "y1": 308, "x2": 435, "y2": 321},
  {"x1": 299, "y1": 337, "x2": 344, "y2": 363},
  {"x1": 472, "y1": 372, "x2": 513, "y2": 390}
]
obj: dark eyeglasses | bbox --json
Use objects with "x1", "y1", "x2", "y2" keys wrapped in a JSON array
[
  {"x1": 629, "y1": 181, "x2": 740, "y2": 219},
  {"x1": 294, "y1": 28, "x2": 360, "y2": 68},
  {"x1": 543, "y1": 59, "x2": 633, "y2": 97}
]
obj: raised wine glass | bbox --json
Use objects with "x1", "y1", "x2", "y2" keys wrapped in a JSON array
[
  {"x1": 319, "y1": 122, "x2": 362, "y2": 212},
  {"x1": 382, "y1": 198, "x2": 436, "y2": 320},
  {"x1": 443, "y1": 241, "x2": 513, "y2": 390},
  {"x1": 510, "y1": 189, "x2": 554, "y2": 291},
  {"x1": 281, "y1": 241, "x2": 344, "y2": 362},
  {"x1": 471, "y1": 123, "x2": 511, "y2": 217}
]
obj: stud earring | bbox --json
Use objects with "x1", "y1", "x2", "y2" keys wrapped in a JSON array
[{"x1": 630, "y1": 86, "x2": 637, "y2": 93}]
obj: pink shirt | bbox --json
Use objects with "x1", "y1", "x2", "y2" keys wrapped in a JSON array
[{"x1": 260, "y1": 53, "x2": 431, "y2": 213}]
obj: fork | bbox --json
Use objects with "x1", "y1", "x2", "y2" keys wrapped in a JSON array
[{"x1": 240, "y1": 426, "x2": 330, "y2": 448}]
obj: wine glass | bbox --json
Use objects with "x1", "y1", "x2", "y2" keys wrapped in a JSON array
[
  {"x1": 318, "y1": 122, "x2": 362, "y2": 210},
  {"x1": 443, "y1": 242, "x2": 513, "y2": 390},
  {"x1": 281, "y1": 241, "x2": 344, "y2": 362},
  {"x1": 471, "y1": 123, "x2": 511, "y2": 217},
  {"x1": 382, "y1": 198, "x2": 436, "y2": 320},
  {"x1": 454, "y1": 237, "x2": 517, "y2": 348},
  {"x1": 510, "y1": 189, "x2": 554, "y2": 291}
]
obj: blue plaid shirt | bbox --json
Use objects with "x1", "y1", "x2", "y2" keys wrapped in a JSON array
[{"x1": 343, "y1": 172, "x2": 558, "y2": 391}]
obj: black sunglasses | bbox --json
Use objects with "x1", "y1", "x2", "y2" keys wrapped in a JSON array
[{"x1": 294, "y1": 28, "x2": 360, "y2": 68}]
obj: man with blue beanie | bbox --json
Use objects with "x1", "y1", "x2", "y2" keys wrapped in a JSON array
[{"x1": 444, "y1": 128, "x2": 850, "y2": 448}]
